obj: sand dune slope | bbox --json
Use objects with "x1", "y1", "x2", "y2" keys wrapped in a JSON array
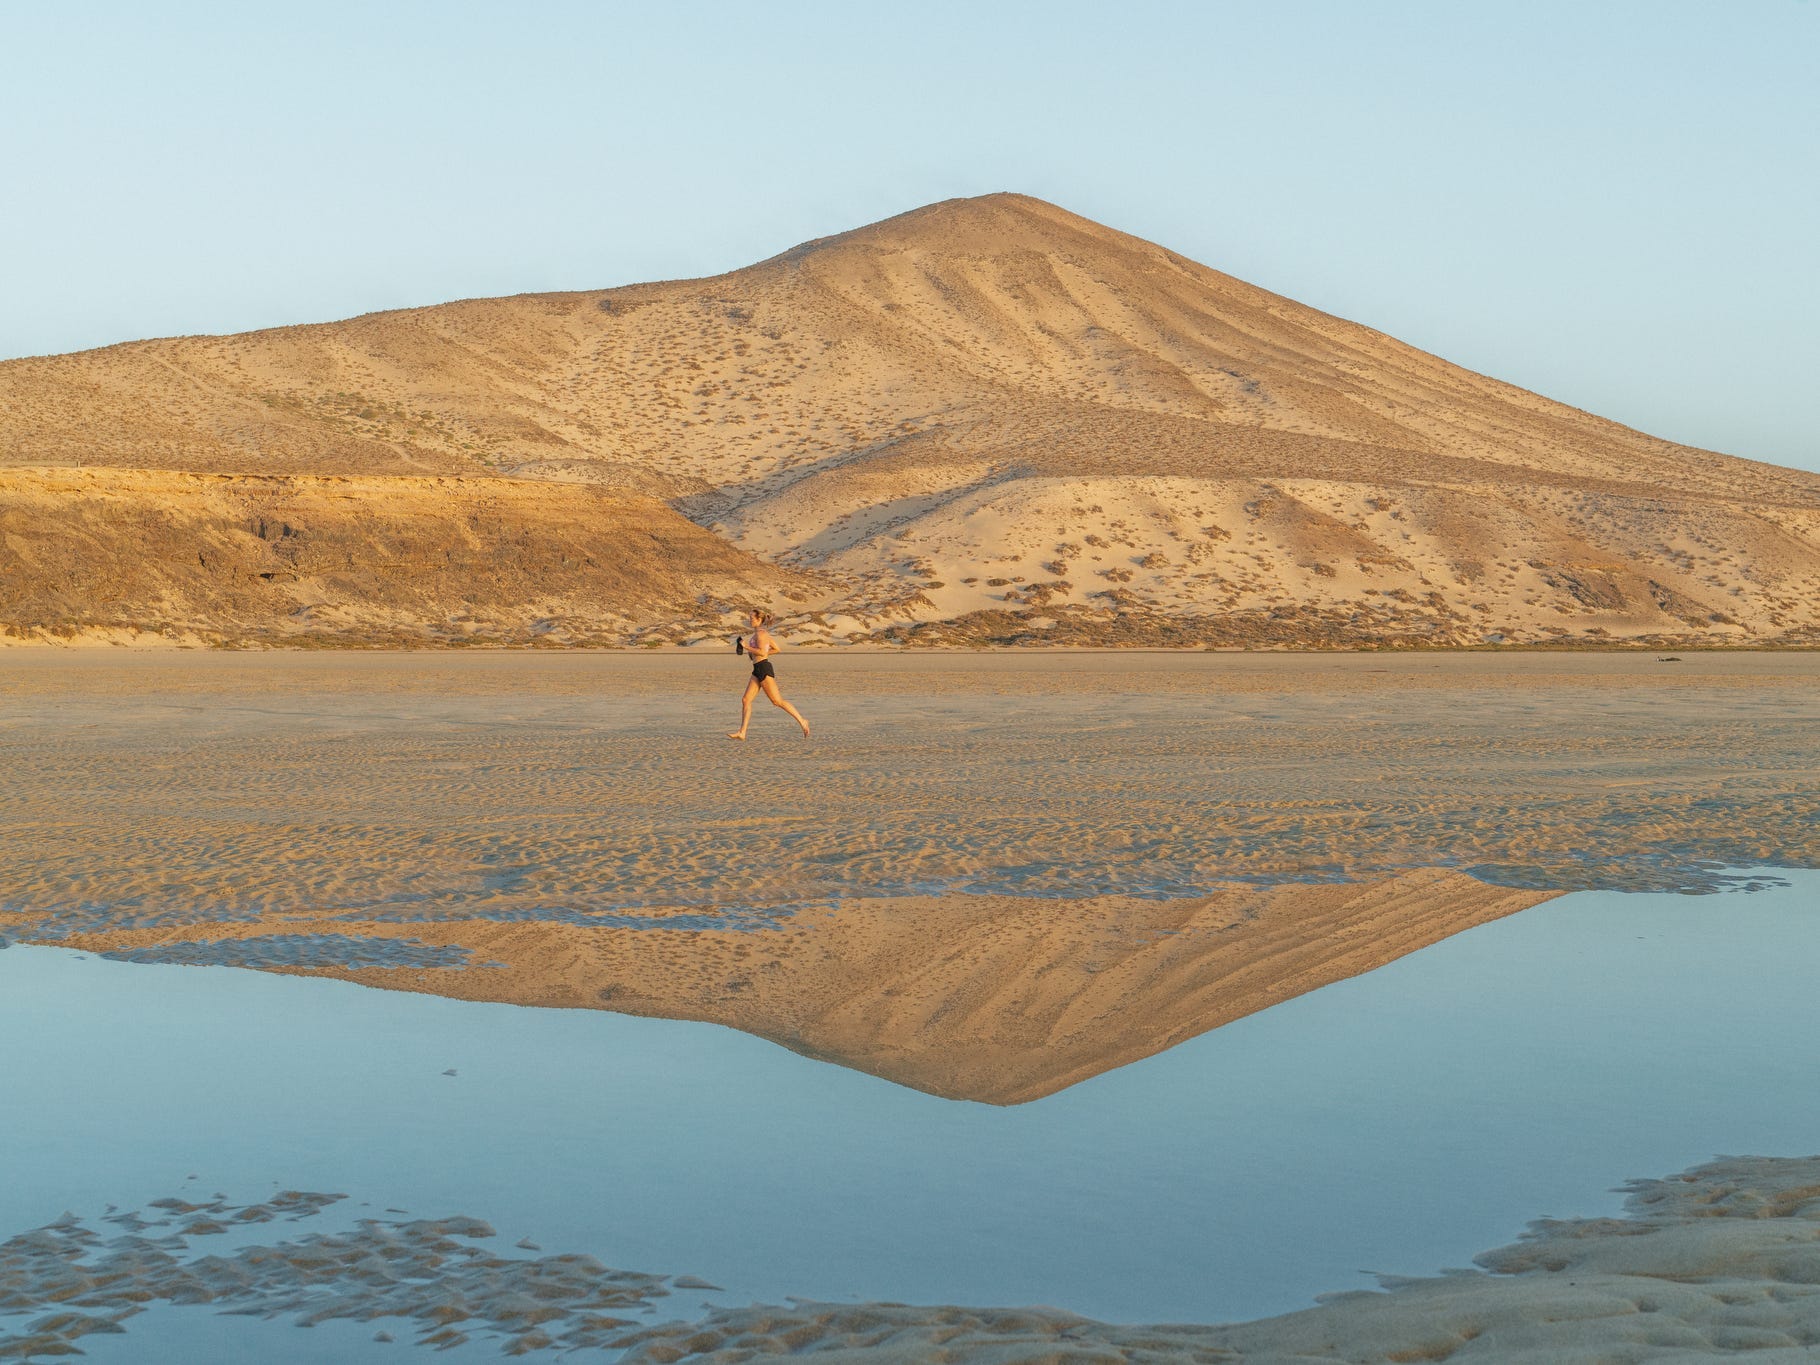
[
  {"x1": 5, "y1": 193, "x2": 1818, "y2": 644},
  {"x1": 0, "y1": 466, "x2": 814, "y2": 644}
]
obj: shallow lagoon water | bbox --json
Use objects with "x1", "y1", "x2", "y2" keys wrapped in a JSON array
[{"x1": 4, "y1": 871, "x2": 1819, "y2": 1360}]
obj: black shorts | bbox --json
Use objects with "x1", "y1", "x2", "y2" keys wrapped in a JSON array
[{"x1": 751, "y1": 659, "x2": 776, "y2": 683}]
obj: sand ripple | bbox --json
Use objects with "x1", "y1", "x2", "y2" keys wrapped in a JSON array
[{"x1": 3, "y1": 656, "x2": 1815, "y2": 940}]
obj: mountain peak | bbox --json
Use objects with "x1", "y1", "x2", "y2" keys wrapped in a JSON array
[
  {"x1": 767, "y1": 191, "x2": 1139, "y2": 266},
  {"x1": 3, "y1": 195, "x2": 1818, "y2": 648}
]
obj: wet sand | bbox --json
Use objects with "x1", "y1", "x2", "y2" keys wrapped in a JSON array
[
  {"x1": 6, "y1": 1156, "x2": 1817, "y2": 1361},
  {"x1": 4, "y1": 650, "x2": 1817, "y2": 1097},
  {"x1": 617, "y1": 1154, "x2": 1820, "y2": 1362}
]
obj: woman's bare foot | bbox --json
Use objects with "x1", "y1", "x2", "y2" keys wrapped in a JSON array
[
  {"x1": 797, "y1": 719, "x2": 811, "y2": 738},
  {"x1": 727, "y1": 731, "x2": 747, "y2": 741}
]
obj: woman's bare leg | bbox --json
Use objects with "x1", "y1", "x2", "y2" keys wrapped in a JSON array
[
  {"x1": 728, "y1": 679, "x2": 759, "y2": 739},
  {"x1": 760, "y1": 677, "x2": 811, "y2": 737}
]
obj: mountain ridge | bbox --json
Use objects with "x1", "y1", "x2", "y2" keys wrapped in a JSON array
[{"x1": 3, "y1": 192, "x2": 1817, "y2": 647}]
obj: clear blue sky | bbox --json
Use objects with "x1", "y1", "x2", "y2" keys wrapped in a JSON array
[{"x1": 4, "y1": 1, "x2": 1815, "y2": 471}]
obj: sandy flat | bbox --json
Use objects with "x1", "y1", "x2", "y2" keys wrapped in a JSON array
[
  {"x1": 6, "y1": 643, "x2": 1820, "y2": 695},
  {"x1": 4, "y1": 652, "x2": 1815, "y2": 1097}
]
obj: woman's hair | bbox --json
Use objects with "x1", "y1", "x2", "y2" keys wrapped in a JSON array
[{"x1": 749, "y1": 608, "x2": 773, "y2": 626}]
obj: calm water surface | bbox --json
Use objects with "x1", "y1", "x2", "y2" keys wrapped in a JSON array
[{"x1": 3, "y1": 871, "x2": 1818, "y2": 1360}]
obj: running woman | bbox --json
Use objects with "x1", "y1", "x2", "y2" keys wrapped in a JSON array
[{"x1": 729, "y1": 608, "x2": 811, "y2": 740}]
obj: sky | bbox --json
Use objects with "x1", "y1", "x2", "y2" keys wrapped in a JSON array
[{"x1": 3, "y1": 0, "x2": 1815, "y2": 471}]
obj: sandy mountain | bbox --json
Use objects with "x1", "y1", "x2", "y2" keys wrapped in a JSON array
[{"x1": 4, "y1": 192, "x2": 1817, "y2": 646}]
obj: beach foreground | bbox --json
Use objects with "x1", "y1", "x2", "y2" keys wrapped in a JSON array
[{"x1": 3, "y1": 649, "x2": 1815, "y2": 1100}]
